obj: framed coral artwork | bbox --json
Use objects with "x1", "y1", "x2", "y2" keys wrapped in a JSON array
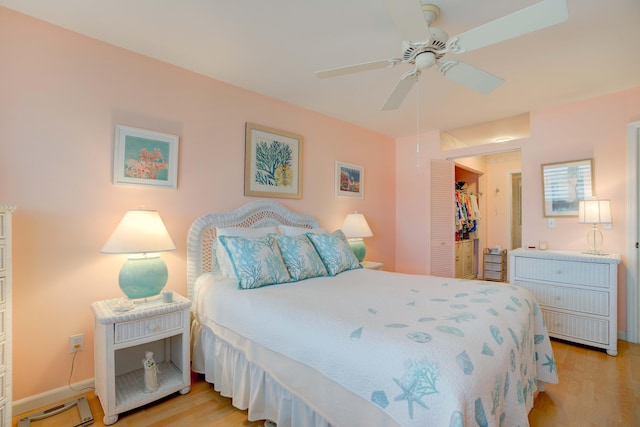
[
  {"x1": 113, "y1": 125, "x2": 179, "y2": 188},
  {"x1": 244, "y1": 123, "x2": 303, "y2": 199},
  {"x1": 335, "y1": 161, "x2": 364, "y2": 199}
]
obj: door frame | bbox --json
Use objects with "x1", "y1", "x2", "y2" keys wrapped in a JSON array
[
  {"x1": 506, "y1": 170, "x2": 522, "y2": 251},
  {"x1": 626, "y1": 120, "x2": 640, "y2": 343}
]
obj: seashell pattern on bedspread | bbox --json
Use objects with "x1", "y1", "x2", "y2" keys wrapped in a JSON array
[{"x1": 195, "y1": 268, "x2": 558, "y2": 427}]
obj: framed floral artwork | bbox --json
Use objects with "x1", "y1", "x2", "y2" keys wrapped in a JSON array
[
  {"x1": 113, "y1": 125, "x2": 179, "y2": 188},
  {"x1": 335, "y1": 161, "x2": 364, "y2": 199},
  {"x1": 244, "y1": 123, "x2": 303, "y2": 199},
  {"x1": 542, "y1": 158, "x2": 594, "y2": 217}
]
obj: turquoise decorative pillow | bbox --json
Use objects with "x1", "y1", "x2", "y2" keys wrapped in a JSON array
[
  {"x1": 217, "y1": 235, "x2": 291, "y2": 289},
  {"x1": 306, "y1": 230, "x2": 361, "y2": 276},
  {"x1": 274, "y1": 234, "x2": 328, "y2": 281},
  {"x1": 216, "y1": 226, "x2": 280, "y2": 277}
]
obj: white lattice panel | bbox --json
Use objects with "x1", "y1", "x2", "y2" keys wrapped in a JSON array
[{"x1": 430, "y1": 159, "x2": 455, "y2": 277}]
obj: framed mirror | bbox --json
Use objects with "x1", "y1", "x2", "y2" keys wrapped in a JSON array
[{"x1": 542, "y1": 158, "x2": 594, "y2": 217}]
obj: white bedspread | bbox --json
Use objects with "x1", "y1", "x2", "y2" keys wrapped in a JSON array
[{"x1": 194, "y1": 268, "x2": 557, "y2": 427}]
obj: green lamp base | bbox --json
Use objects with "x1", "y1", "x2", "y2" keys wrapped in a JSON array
[
  {"x1": 348, "y1": 238, "x2": 367, "y2": 263},
  {"x1": 118, "y1": 255, "x2": 168, "y2": 299}
]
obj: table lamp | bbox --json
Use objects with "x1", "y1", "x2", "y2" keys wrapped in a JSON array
[
  {"x1": 578, "y1": 199, "x2": 611, "y2": 255},
  {"x1": 341, "y1": 212, "x2": 373, "y2": 262},
  {"x1": 102, "y1": 209, "x2": 176, "y2": 299}
]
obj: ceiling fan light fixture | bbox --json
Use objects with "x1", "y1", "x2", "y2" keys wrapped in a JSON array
[{"x1": 415, "y1": 52, "x2": 436, "y2": 70}]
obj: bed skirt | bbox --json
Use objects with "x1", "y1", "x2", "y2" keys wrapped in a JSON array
[{"x1": 191, "y1": 318, "x2": 333, "y2": 427}]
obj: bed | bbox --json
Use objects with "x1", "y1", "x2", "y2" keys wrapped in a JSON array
[{"x1": 187, "y1": 200, "x2": 557, "y2": 427}]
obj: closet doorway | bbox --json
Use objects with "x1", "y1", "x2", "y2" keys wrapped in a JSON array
[
  {"x1": 453, "y1": 151, "x2": 522, "y2": 261},
  {"x1": 431, "y1": 148, "x2": 523, "y2": 279}
]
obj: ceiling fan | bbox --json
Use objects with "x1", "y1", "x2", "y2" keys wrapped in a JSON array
[{"x1": 316, "y1": 0, "x2": 568, "y2": 111}]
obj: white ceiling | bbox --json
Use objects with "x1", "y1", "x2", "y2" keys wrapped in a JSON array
[{"x1": 2, "y1": 0, "x2": 639, "y2": 140}]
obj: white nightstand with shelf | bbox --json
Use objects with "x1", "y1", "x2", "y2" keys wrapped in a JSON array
[
  {"x1": 361, "y1": 261, "x2": 383, "y2": 270},
  {"x1": 91, "y1": 292, "x2": 191, "y2": 425}
]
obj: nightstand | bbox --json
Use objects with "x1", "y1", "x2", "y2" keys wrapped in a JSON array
[
  {"x1": 91, "y1": 292, "x2": 192, "y2": 425},
  {"x1": 361, "y1": 261, "x2": 383, "y2": 270}
]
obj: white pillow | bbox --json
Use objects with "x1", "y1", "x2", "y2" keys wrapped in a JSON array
[
  {"x1": 278, "y1": 225, "x2": 327, "y2": 236},
  {"x1": 216, "y1": 226, "x2": 280, "y2": 277},
  {"x1": 217, "y1": 235, "x2": 291, "y2": 289}
]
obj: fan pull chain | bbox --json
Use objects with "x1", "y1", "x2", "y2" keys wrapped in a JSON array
[{"x1": 416, "y1": 77, "x2": 421, "y2": 176}]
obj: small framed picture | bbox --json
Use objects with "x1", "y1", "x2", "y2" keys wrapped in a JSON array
[
  {"x1": 245, "y1": 123, "x2": 303, "y2": 199},
  {"x1": 542, "y1": 158, "x2": 594, "y2": 217},
  {"x1": 113, "y1": 125, "x2": 179, "y2": 189},
  {"x1": 335, "y1": 161, "x2": 364, "y2": 199}
]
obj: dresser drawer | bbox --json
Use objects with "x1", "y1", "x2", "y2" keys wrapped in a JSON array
[
  {"x1": 542, "y1": 309, "x2": 609, "y2": 345},
  {"x1": 0, "y1": 244, "x2": 5, "y2": 274},
  {"x1": 0, "y1": 212, "x2": 6, "y2": 239},
  {"x1": 513, "y1": 257, "x2": 610, "y2": 288},
  {"x1": 515, "y1": 280, "x2": 609, "y2": 316},
  {"x1": 114, "y1": 311, "x2": 184, "y2": 344}
]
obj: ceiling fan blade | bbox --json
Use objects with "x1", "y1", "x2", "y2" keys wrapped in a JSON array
[
  {"x1": 383, "y1": 0, "x2": 433, "y2": 41},
  {"x1": 440, "y1": 60, "x2": 504, "y2": 94},
  {"x1": 450, "y1": 0, "x2": 568, "y2": 53},
  {"x1": 381, "y1": 71, "x2": 419, "y2": 111},
  {"x1": 316, "y1": 58, "x2": 400, "y2": 79}
]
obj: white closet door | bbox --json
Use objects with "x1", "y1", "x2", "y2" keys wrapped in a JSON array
[{"x1": 430, "y1": 159, "x2": 455, "y2": 277}]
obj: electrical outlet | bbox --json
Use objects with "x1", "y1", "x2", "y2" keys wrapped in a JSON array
[{"x1": 70, "y1": 334, "x2": 84, "y2": 352}]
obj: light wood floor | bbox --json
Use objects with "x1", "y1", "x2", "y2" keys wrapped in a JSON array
[{"x1": 14, "y1": 339, "x2": 640, "y2": 427}]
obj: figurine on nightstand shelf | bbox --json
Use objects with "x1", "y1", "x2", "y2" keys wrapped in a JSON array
[{"x1": 143, "y1": 351, "x2": 159, "y2": 393}]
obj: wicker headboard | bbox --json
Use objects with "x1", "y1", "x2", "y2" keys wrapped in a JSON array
[{"x1": 186, "y1": 199, "x2": 320, "y2": 302}]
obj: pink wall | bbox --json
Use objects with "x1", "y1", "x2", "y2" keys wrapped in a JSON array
[
  {"x1": 0, "y1": 8, "x2": 396, "y2": 401},
  {"x1": 523, "y1": 88, "x2": 640, "y2": 333},
  {"x1": 394, "y1": 131, "x2": 439, "y2": 274},
  {"x1": 396, "y1": 87, "x2": 640, "y2": 336}
]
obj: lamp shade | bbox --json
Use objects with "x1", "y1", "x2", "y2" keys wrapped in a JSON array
[
  {"x1": 102, "y1": 210, "x2": 176, "y2": 254},
  {"x1": 102, "y1": 210, "x2": 175, "y2": 300},
  {"x1": 341, "y1": 213, "x2": 373, "y2": 238},
  {"x1": 578, "y1": 200, "x2": 612, "y2": 224}
]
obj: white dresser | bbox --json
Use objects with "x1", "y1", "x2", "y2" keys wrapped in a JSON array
[
  {"x1": 509, "y1": 248, "x2": 620, "y2": 356},
  {"x1": 0, "y1": 205, "x2": 14, "y2": 427}
]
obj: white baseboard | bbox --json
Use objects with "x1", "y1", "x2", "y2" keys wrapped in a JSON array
[{"x1": 12, "y1": 378, "x2": 95, "y2": 418}]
